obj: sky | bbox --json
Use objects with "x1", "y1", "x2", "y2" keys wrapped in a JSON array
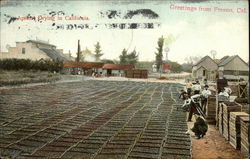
[{"x1": 0, "y1": 0, "x2": 249, "y2": 64}]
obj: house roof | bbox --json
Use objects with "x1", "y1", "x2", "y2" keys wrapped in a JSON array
[
  {"x1": 26, "y1": 40, "x2": 56, "y2": 47},
  {"x1": 40, "y1": 48, "x2": 71, "y2": 61},
  {"x1": 63, "y1": 62, "x2": 104, "y2": 68},
  {"x1": 196, "y1": 65, "x2": 207, "y2": 71},
  {"x1": 193, "y1": 55, "x2": 216, "y2": 66},
  {"x1": 213, "y1": 59, "x2": 221, "y2": 64},
  {"x1": 102, "y1": 64, "x2": 134, "y2": 70},
  {"x1": 218, "y1": 56, "x2": 235, "y2": 66},
  {"x1": 219, "y1": 56, "x2": 229, "y2": 64},
  {"x1": 218, "y1": 55, "x2": 248, "y2": 67}
]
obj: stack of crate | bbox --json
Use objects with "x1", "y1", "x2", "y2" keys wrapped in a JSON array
[
  {"x1": 133, "y1": 69, "x2": 141, "y2": 78},
  {"x1": 141, "y1": 70, "x2": 148, "y2": 78},
  {"x1": 218, "y1": 103, "x2": 224, "y2": 134},
  {"x1": 216, "y1": 95, "x2": 229, "y2": 128},
  {"x1": 229, "y1": 112, "x2": 249, "y2": 149},
  {"x1": 206, "y1": 96, "x2": 216, "y2": 124},
  {"x1": 222, "y1": 102, "x2": 241, "y2": 140},
  {"x1": 125, "y1": 69, "x2": 148, "y2": 79},
  {"x1": 240, "y1": 116, "x2": 250, "y2": 158},
  {"x1": 125, "y1": 70, "x2": 134, "y2": 78},
  {"x1": 230, "y1": 84, "x2": 238, "y2": 96},
  {"x1": 215, "y1": 95, "x2": 219, "y2": 128},
  {"x1": 240, "y1": 103, "x2": 250, "y2": 113}
]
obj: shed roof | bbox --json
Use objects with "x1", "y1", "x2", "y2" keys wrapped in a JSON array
[
  {"x1": 102, "y1": 64, "x2": 134, "y2": 70},
  {"x1": 218, "y1": 55, "x2": 249, "y2": 67},
  {"x1": 196, "y1": 65, "x2": 207, "y2": 71},
  {"x1": 26, "y1": 40, "x2": 56, "y2": 47},
  {"x1": 193, "y1": 55, "x2": 217, "y2": 66},
  {"x1": 40, "y1": 48, "x2": 71, "y2": 61},
  {"x1": 63, "y1": 62, "x2": 104, "y2": 68},
  {"x1": 218, "y1": 55, "x2": 236, "y2": 66}
]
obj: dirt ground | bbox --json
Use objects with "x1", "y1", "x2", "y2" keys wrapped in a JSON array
[{"x1": 187, "y1": 121, "x2": 246, "y2": 159}]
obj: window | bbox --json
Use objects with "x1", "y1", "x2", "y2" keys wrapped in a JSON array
[{"x1": 22, "y1": 48, "x2": 25, "y2": 54}]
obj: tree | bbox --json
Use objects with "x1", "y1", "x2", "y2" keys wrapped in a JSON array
[
  {"x1": 119, "y1": 49, "x2": 128, "y2": 64},
  {"x1": 94, "y1": 42, "x2": 103, "y2": 61},
  {"x1": 182, "y1": 63, "x2": 192, "y2": 72},
  {"x1": 119, "y1": 48, "x2": 138, "y2": 65},
  {"x1": 81, "y1": 47, "x2": 95, "y2": 62},
  {"x1": 101, "y1": 59, "x2": 115, "y2": 64},
  {"x1": 170, "y1": 61, "x2": 182, "y2": 73},
  {"x1": 155, "y1": 36, "x2": 164, "y2": 72},
  {"x1": 127, "y1": 49, "x2": 138, "y2": 65}
]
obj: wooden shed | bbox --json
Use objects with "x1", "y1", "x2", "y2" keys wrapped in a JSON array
[
  {"x1": 102, "y1": 64, "x2": 134, "y2": 77},
  {"x1": 218, "y1": 55, "x2": 249, "y2": 81},
  {"x1": 63, "y1": 62, "x2": 104, "y2": 75},
  {"x1": 192, "y1": 56, "x2": 218, "y2": 81}
]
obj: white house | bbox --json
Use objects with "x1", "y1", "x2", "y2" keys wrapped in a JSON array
[
  {"x1": 192, "y1": 56, "x2": 218, "y2": 81},
  {"x1": 0, "y1": 40, "x2": 71, "y2": 61}
]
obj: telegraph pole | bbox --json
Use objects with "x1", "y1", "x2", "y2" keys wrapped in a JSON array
[{"x1": 76, "y1": 40, "x2": 81, "y2": 62}]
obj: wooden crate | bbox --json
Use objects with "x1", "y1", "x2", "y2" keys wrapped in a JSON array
[
  {"x1": 141, "y1": 71, "x2": 148, "y2": 78},
  {"x1": 133, "y1": 69, "x2": 141, "y2": 74},
  {"x1": 229, "y1": 112, "x2": 249, "y2": 149},
  {"x1": 240, "y1": 103, "x2": 250, "y2": 113},
  {"x1": 133, "y1": 73, "x2": 141, "y2": 78},
  {"x1": 240, "y1": 116, "x2": 250, "y2": 158},
  {"x1": 216, "y1": 94, "x2": 230, "y2": 128},
  {"x1": 230, "y1": 84, "x2": 238, "y2": 96},
  {"x1": 125, "y1": 69, "x2": 148, "y2": 79},
  {"x1": 206, "y1": 96, "x2": 216, "y2": 124},
  {"x1": 222, "y1": 102, "x2": 241, "y2": 140}
]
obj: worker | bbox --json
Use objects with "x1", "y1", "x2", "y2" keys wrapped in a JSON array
[
  {"x1": 191, "y1": 114, "x2": 208, "y2": 139},
  {"x1": 224, "y1": 85, "x2": 232, "y2": 96},
  {"x1": 203, "y1": 79, "x2": 208, "y2": 87},
  {"x1": 201, "y1": 85, "x2": 211, "y2": 114},
  {"x1": 186, "y1": 81, "x2": 193, "y2": 96},
  {"x1": 182, "y1": 96, "x2": 191, "y2": 112},
  {"x1": 179, "y1": 90, "x2": 188, "y2": 100},
  {"x1": 187, "y1": 94, "x2": 201, "y2": 122},
  {"x1": 192, "y1": 80, "x2": 202, "y2": 95},
  {"x1": 219, "y1": 88, "x2": 230, "y2": 97}
]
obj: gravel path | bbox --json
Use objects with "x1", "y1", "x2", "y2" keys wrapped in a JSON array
[{"x1": 0, "y1": 80, "x2": 191, "y2": 159}]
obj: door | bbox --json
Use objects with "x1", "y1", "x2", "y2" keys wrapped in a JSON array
[{"x1": 107, "y1": 69, "x2": 112, "y2": 76}]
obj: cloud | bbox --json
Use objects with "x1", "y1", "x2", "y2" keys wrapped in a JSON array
[{"x1": 168, "y1": 17, "x2": 248, "y2": 63}]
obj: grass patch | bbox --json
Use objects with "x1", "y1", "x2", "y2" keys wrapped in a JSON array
[
  {"x1": 158, "y1": 76, "x2": 170, "y2": 80},
  {"x1": 0, "y1": 70, "x2": 61, "y2": 86}
]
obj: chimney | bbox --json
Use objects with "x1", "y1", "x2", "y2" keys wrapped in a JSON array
[{"x1": 76, "y1": 40, "x2": 81, "y2": 62}]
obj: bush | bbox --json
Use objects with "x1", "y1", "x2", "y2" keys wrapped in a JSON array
[{"x1": 0, "y1": 58, "x2": 63, "y2": 72}]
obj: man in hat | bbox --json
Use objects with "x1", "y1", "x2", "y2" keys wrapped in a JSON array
[
  {"x1": 179, "y1": 89, "x2": 189, "y2": 100},
  {"x1": 192, "y1": 80, "x2": 202, "y2": 95},
  {"x1": 201, "y1": 85, "x2": 211, "y2": 114},
  {"x1": 187, "y1": 94, "x2": 201, "y2": 121},
  {"x1": 185, "y1": 81, "x2": 193, "y2": 96}
]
